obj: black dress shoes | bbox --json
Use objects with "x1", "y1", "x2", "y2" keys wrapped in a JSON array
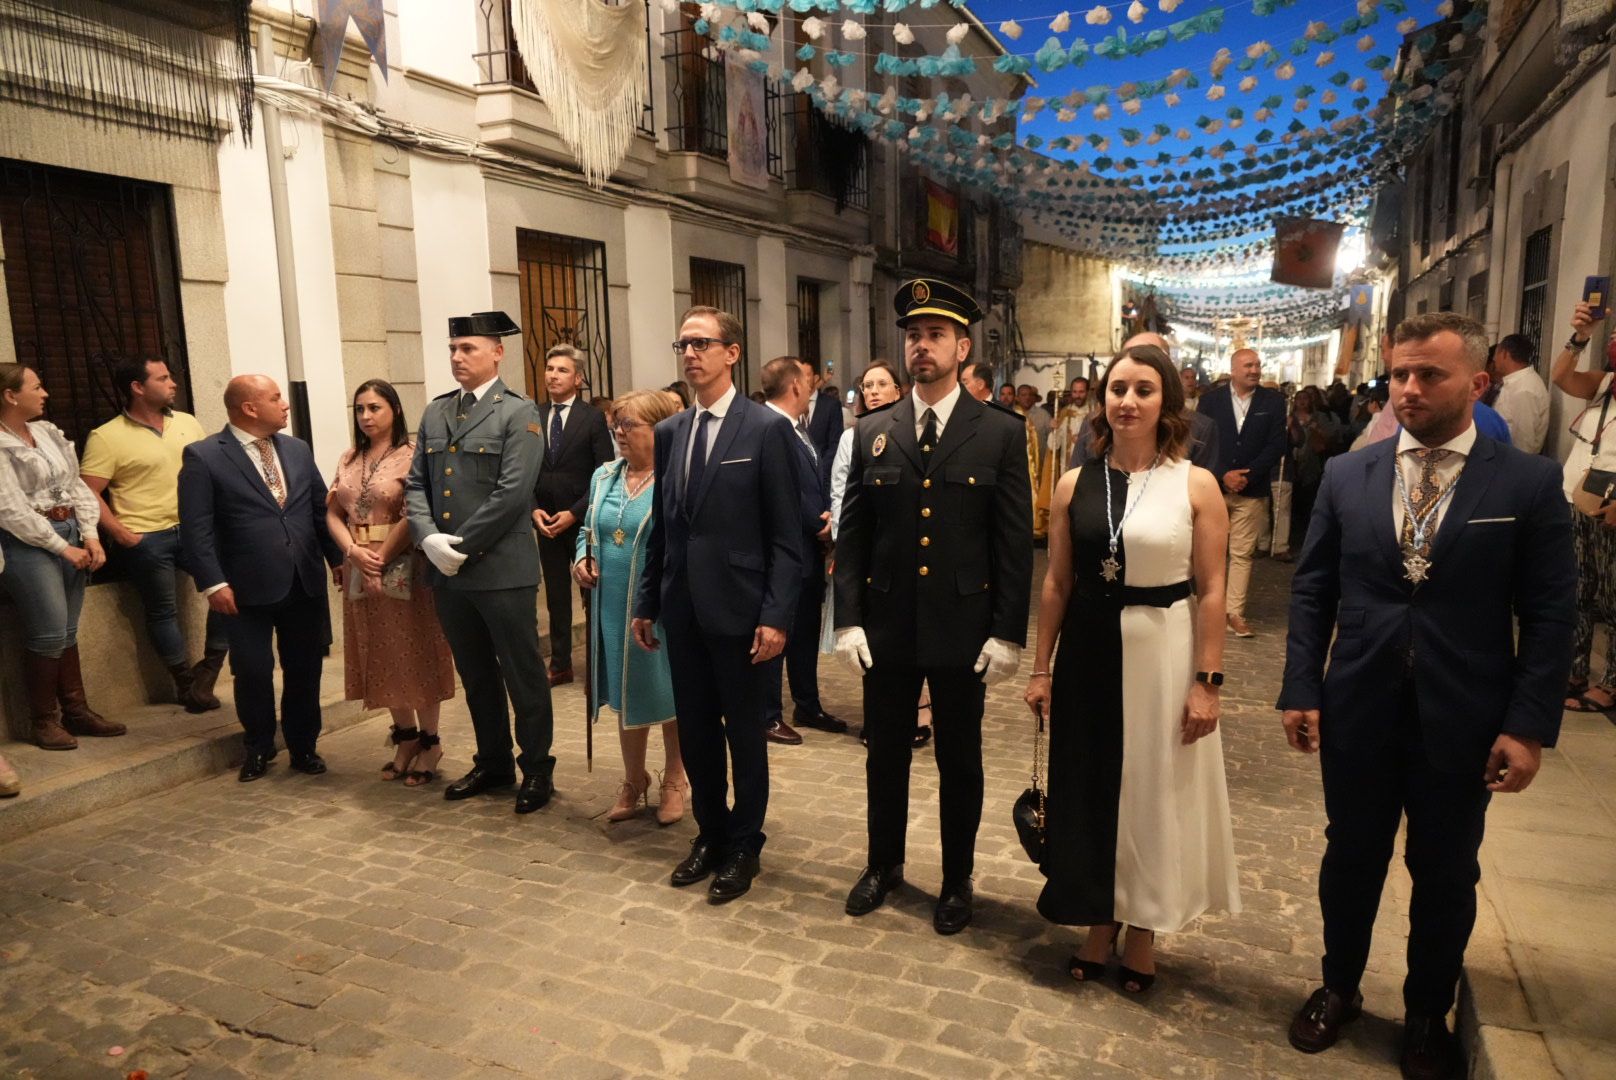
[
  {"x1": 708, "y1": 851, "x2": 760, "y2": 903},
  {"x1": 443, "y1": 765, "x2": 517, "y2": 801},
  {"x1": 794, "y1": 706, "x2": 849, "y2": 734},
  {"x1": 548, "y1": 667, "x2": 574, "y2": 688},
  {"x1": 671, "y1": 838, "x2": 720, "y2": 887},
  {"x1": 514, "y1": 774, "x2": 553, "y2": 814},
  {"x1": 1399, "y1": 1015, "x2": 1459, "y2": 1079},
  {"x1": 765, "y1": 719, "x2": 803, "y2": 745},
  {"x1": 238, "y1": 750, "x2": 272, "y2": 783},
  {"x1": 845, "y1": 865, "x2": 904, "y2": 916},
  {"x1": 1288, "y1": 987, "x2": 1364, "y2": 1053},
  {"x1": 933, "y1": 879, "x2": 973, "y2": 935},
  {"x1": 288, "y1": 752, "x2": 326, "y2": 775}
]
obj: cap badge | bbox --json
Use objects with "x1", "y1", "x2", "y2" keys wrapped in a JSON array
[{"x1": 912, "y1": 281, "x2": 931, "y2": 304}]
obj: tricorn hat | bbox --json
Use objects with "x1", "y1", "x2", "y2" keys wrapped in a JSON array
[
  {"x1": 448, "y1": 311, "x2": 522, "y2": 339},
  {"x1": 894, "y1": 278, "x2": 983, "y2": 328}
]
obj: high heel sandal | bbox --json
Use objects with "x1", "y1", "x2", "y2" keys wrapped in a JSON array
[
  {"x1": 656, "y1": 772, "x2": 689, "y2": 826},
  {"x1": 381, "y1": 725, "x2": 419, "y2": 780},
  {"x1": 1069, "y1": 921, "x2": 1119, "y2": 982},
  {"x1": 606, "y1": 771, "x2": 653, "y2": 822},
  {"x1": 404, "y1": 732, "x2": 442, "y2": 787},
  {"x1": 1117, "y1": 926, "x2": 1157, "y2": 993},
  {"x1": 913, "y1": 702, "x2": 933, "y2": 748}
]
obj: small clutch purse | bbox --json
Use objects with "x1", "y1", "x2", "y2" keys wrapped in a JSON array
[
  {"x1": 346, "y1": 552, "x2": 415, "y2": 601},
  {"x1": 1573, "y1": 468, "x2": 1616, "y2": 517},
  {"x1": 1012, "y1": 703, "x2": 1047, "y2": 863}
]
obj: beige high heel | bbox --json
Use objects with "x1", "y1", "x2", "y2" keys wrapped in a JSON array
[
  {"x1": 606, "y1": 771, "x2": 652, "y2": 822},
  {"x1": 0, "y1": 753, "x2": 18, "y2": 798},
  {"x1": 656, "y1": 772, "x2": 689, "y2": 826}
]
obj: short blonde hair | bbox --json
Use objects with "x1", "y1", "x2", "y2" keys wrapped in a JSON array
[{"x1": 613, "y1": 389, "x2": 681, "y2": 428}]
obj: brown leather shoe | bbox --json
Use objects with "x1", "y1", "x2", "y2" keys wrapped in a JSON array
[
  {"x1": 547, "y1": 667, "x2": 574, "y2": 687},
  {"x1": 24, "y1": 651, "x2": 75, "y2": 751},
  {"x1": 765, "y1": 719, "x2": 803, "y2": 745},
  {"x1": 1399, "y1": 1015, "x2": 1459, "y2": 1080},
  {"x1": 1288, "y1": 987, "x2": 1363, "y2": 1053},
  {"x1": 186, "y1": 648, "x2": 227, "y2": 711},
  {"x1": 58, "y1": 645, "x2": 125, "y2": 737}
]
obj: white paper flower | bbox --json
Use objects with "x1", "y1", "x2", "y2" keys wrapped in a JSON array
[
  {"x1": 1127, "y1": 1, "x2": 1147, "y2": 24},
  {"x1": 1051, "y1": 11, "x2": 1072, "y2": 33},
  {"x1": 791, "y1": 67, "x2": 815, "y2": 92},
  {"x1": 1229, "y1": 117, "x2": 1243, "y2": 129},
  {"x1": 1255, "y1": 107, "x2": 1272, "y2": 121},
  {"x1": 660, "y1": 0, "x2": 680, "y2": 13},
  {"x1": 820, "y1": 73, "x2": 841, "y2": 101},
  {"x1": 1123, "y1": 97, "x2": 1143, "y2": 114},
  {"x1": 1275, "y1": 61, "x2": 1295, "y2": 79},
  {"x1": 746, "y1": 12, "x2": 770, "y2": 33},
  {"x1": 1351, "y1": 76, "x2": 1367, "y2": 91},
  {"x1": 877, "y1": 86, "x2": 897, "y2": 114},
  {"x1": 1205, "y1": 119, "x2": 1222, "y2": 134},
  {"x1": 802, "y1": 16, "x2": 823, "y2": 40},
  {"x1": 1057, "y1": 107, "x2": 1077, "y2": 122},
  {"x1": 1239, "y1": 75, "x2": 1258, "y2": 92},
  {"x1": 999, "y1": 20, "x2": 1023, "y2": 40},
  {"x1": 1093, "y1": 102, "x2": 1111, "y2": 120},
  {"x1": 1164, "y1": 92, "x2": 1180, "y2": 107},
  {"x1": 1176, "y1": 128, "x2": 1190, "y2": 140},
  {"x1": 1207, "y1": 84, "x2": 1225, "y2": 100},
  {"x1": 1357, "y1": 0, "x2": 1378, "y2": 17},
  {"x1": 1086, "y1": 6, "x2": 1111, "y2": 26},
  {"x1": 1436, "y1": 0, "x2": 1454, "y2": 15},
  {"x1": 1294, "y1": 99, "x2": 1308, "y2": 112},
  {"x1": 947, "y1": 22, "x2": 970, "y2": 45},
  {"x1": 1094, "y1": 137, "x2": 1110, "y2": 152},
  {"x1": 892, "y1": 23, "x2": 914, "y2": 45},
  {"x1": 1159, "y1": 0, "x2": 1182, "y2": 11},
  {"x1": 1358, "y1": 35, "x2": 1375, "y2": 52},
  {"x1": 841, "y1": 19, "x2": 866, "y2": 41},
  {"x1": 1305, "y1": 20, "x2": 1327, "y2": 39},
  {"x1": 1449, "y1": 33, "x2": 1467, "y2": 52},
  {"x1": 1320, "y1": 89, "x2": 1336, "y2": 104},
  {"x1": 1210, "y1": 47, "x2": 1232, "y2": 78}
]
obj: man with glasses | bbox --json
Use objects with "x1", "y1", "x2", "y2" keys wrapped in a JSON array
[
  {"x1": 633, "y1": 307, "x2": 805, "y2": 904},
  {"x1": 531, "y1": 344, "x2": 614, "y2": 687}
]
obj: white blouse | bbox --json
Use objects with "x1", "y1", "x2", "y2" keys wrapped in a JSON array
[{"x1": 0, "y1": 420, "x2": 101, "y2": 553}]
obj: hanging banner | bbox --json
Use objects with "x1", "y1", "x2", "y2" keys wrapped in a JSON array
[
  {"x1": 924, "y1": 179, "x2": 960, "y2": 255},
  {"x1": 726, "y1": 55, "x2": 770, "y2": 190},
  {"x1": 1347, "y1": 283, "x2": 1374, "y2": 325},
  {"x1": 1271, "y1": 217, "x2": 1344, "y2": 289},
  {"x1": 314, "y1": 0, "x2": 388, "y2": 93}
]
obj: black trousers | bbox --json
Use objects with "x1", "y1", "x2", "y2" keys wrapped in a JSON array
[
  {"x1": 434, "y1": 586, "x2": 555, "y2": 778},
  {"x1": 765, "y1": 567, "x2": 825, "y2": 723},
  {"x1": 663, "y1": 606, "x2": 770, "y2": 857},
  {"x1": 226, "y1": 583, "x2": 329, "y2": 757},
  {"x1": 863, "y1": 664, "x2": 985, "y2": 883},
  {"x1": 537, "y1": 525, "x2": 580, "y2": 671},
  {"x1": 1318, "y1": 688, "x2": 1491, "y2": 1015}
]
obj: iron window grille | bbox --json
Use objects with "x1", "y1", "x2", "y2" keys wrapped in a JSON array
[
  {"x1": 689, "y1": 256, "x2": 750, "y2": 393},
  {"x1": 0, "y1": 158, "x2": 193, "y2": 449},
  {"x1": 663, "y1": 5, "x2": 782, "y2": 179},
  {"x1": 517, "y1": 228, "x2": 615, "y2": 400},
  {"x1": 796, "y1": 279, "x2": 822, "y2": 372},
  {"x1": 475, "y1": 0, "x2": 655, "y2": 138},
  {"x1": 788, "y1": 97, "x2": 868, "y2": 211},
  {"x1": 1519, "y1": 226, "x2": 1552, "y2": 374}
]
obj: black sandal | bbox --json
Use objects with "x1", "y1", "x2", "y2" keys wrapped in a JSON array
[
  {"x1": 405, "y1": 732, "x2": 441, "y2": 787},
  {"x1": 381, "y1": 726, "x2": 419, "y2": 780},
  {"x1": 1117, "y1": 927, "x2": 1157, "y2": 993},
  {"x1": 913, "y1": 703, "x2": 933, "y2": 748},
  {"x1": 1069, "y1": 922, "x2": 1119, "y2": 982}
]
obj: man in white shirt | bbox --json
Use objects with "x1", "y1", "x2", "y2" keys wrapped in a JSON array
[{"x1": 1487, "y1": 334, "x2": 1550, "y2": 454}]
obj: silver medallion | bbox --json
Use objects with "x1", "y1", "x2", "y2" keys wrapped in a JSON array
[
  {"x1": 1402, "y1": 552, "x2": 1431, "y2": 584},
  {"x1": 1100, "y1": 556, "x2": 1121, "y2": 582}
]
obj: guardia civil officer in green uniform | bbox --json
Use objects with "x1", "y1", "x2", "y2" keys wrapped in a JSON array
[
  {"x1": 406, "y1": 311, "x2": 555, "y2": 813},
  {"x1": 834, "y1": 279, "x2": 1034, "y2": 934}
]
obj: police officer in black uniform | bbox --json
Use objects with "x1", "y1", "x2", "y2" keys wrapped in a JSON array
[{"x1": 833, "y1": 279, "x2": 1034, "y2": 934}]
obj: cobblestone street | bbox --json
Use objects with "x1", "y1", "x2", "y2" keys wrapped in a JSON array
[{"x1": 0, "y1": 558, "x2": 1423, "y2": 1079}]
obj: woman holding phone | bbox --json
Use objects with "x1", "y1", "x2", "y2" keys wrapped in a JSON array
[{"x1": 574, "y1": 389, "x2": 687, "y2": 823}]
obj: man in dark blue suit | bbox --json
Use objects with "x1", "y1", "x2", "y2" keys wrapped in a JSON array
[
  {"x1": 633, "y1": 306, "x2": 805, "y2": 903},
  {"x1": 1278, "y1": 313, "x2": 1576, "y2": 1079},
  {"x1": 801, "y1": 355, "x2": 844, "y2": 489},
  {"x1": 179, "y1": 375, "x2": 344, "y2": 782},
  {"x1": 1199, "y1": 347, "x2": 1288, "y2": 637}
]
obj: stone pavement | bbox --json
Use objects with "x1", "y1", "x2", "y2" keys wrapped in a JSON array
[{"x1": 0, "y1": 557, "x2": 1534, "y2": 1079}]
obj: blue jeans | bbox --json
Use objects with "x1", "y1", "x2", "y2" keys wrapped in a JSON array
[
  {"x1": 0, "y1": 520, "x2": 86, "y2": 657},
  {"x1": 119, "y1": 526, "x2": 229, "y2": 666}
]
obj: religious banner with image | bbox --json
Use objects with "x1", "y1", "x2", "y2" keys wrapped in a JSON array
[
  {"x1": 1270, "y1": 217, "x2": 1344, "y2": 290},
  {"x1": 726, "y1": 55, "x2": 770, "y2": 191}
]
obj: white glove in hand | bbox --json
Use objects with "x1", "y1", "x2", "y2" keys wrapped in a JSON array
[
  {"x1": 973, "y1": 637, "x2": 1022, "y2": 685},
  {"x1": 422, "y1": 533, "x2": 468, "y2": 576},
  {"x1": 835, "y1": 626, "x2": 873, "y2": 677}
]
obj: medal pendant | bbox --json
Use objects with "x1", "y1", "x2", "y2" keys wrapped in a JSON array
[
  {"x1": 1403, "y1": 552, "x2": 1431, "y2": 584},
  {"x1": 1100, "y1": 556, "x2": 1121, "y2": 582},
  {"x1": 612, "y1": 528, "x2": 626, "y2": 547}
]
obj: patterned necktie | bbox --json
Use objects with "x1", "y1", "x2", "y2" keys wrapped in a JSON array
[
  {"x1": 919, "y1": 408, "x2": 938, "y2": 454},
  {"x1": 1400, "y1": 448, "x2": 1454, "y2": 556},
  {"x1": 457, "y1": 392, "x2": 476, "y2": 422},
  {"x1": 252, "y1": 438, "x2": 287, "y2": 507},
  {"x1": 684, "y1": 411, "x2": 713, "y2": 512},
  {"x1": 549, "y1": 404, "x2": 565, "y2": 460},
  {"x1": 796, "y1": 415, "x2": 817, "y2": 466}
]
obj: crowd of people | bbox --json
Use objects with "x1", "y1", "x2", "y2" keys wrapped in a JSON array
[{"x1": 0, "y1": 277, "x2": 1607, "y2": 1080}]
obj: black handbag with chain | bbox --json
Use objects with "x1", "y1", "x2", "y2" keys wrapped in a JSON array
[{"x1": 1012, "y1": 703, "x2": 1047, "y2": 863}]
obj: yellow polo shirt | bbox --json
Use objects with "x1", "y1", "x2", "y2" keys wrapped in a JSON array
[{"x1": 79, "y1": 411, "x2": 208, "y2": 533}]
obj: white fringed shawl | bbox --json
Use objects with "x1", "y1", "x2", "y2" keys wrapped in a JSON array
[{"x1": 510, "y1": 0, "x2": 648, "y2": 187}]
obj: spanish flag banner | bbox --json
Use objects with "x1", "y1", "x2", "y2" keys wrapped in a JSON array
[{"x1": 924, "y1": 180, "x2": 959, "y2": 255}]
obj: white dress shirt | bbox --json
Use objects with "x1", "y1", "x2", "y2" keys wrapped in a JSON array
[
  {"x1": 684, "y1": 382, "x2": 737, "y2": 481},
  {"x1": 547, "y1": 394, "x2": 576, "y2": 430},
  {"x1": 1491, "y1": 365, "x2": 1550, "y2": 455},
  {"x1": 913, "y1": 382, "x2": 963, "y2": 441},
  {"x1": 459, "y1": 376, "x2": 500, "y2": 407},
  {"x1": 829, "y1": 426, "x2": 855, "y2": 541},
  {"x1": 1392, "y1": 422, "x2": 1476, "y2": 541},
  {"x1": 228, "y1": 424, "x2": 286, "y2": 495},
  {"x1": 1231, "y1": 388, "x2": 1255, "y2": 433}
]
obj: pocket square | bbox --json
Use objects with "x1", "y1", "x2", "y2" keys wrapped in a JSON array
[
  {"x1": 719, "y1": 457, "x2": 753, "y2": 465},
  {"x1": 1467, "y1": 517, "x2": 1516, "y2": 524}
]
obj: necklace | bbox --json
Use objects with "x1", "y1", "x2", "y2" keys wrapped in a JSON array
[
  {"x1": 1394, "y1": 456, "x2": 1462, "y2": 584},
  {"x1": 1100, "y1": 451, "x2": 1161, "y2": 582},
  {"x1": 611, "y1": 468, "x2": 654, "y2": 546},
  {"x1": 354, "y1": 442, "x2": 403, "y2": 522}
]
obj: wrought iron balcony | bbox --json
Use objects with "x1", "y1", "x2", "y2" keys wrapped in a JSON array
[
  {"x1": 787, "y1": 97, "x2": 868, "y2": 212},
  {"x1": 661, "y1": 17, "x2": 782, "y2": 179}
]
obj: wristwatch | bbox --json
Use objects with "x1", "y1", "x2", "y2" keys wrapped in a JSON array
[
  {"x1": 1568, "y1": 335, "x2": 1591, "y2": 352},
  {"x1": 1195, "y1": 671, "x2": 1225, "y2": 687}
]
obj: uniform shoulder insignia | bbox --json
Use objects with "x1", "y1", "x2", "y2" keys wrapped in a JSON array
[
  {"x1": 432, "y1": 389, "x2": 458, "y2": 401},
  {"x1": 503, "y1": 388, "x2": 528, "y2": 401},
  {"x1": 526, "y1": 422, "x2": 542, "y2": 436}
]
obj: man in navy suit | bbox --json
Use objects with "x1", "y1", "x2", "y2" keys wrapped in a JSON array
[
  {"x1": 1199, "y1": 348, "x2": 1288, "y2": 636},
  {"x1": 178, "y1": 375, "x2": 344, "y2": 782},
  {"x1": 1278, "y1": 313, "x2": 1576, "y2": 1079},
  {"x1": 633, "y1": 306, "x2": 805, "y2": 903},
  {"x1": 801, "y1": 355, "x2": 844, "y2": 489}
]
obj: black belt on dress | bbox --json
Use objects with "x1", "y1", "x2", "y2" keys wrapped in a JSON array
[{"x1": 1077, "y1": 579, "x2": 1194, "y2": 608}]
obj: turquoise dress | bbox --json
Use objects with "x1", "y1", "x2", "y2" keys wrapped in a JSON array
[{"x1": 576, "y1": 461, "x2": 676, "y2": 729}]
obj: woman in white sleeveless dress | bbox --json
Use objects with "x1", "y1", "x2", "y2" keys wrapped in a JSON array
[{"x1": 1025, "y1": 344, "x2": 1241, "y2": 992}]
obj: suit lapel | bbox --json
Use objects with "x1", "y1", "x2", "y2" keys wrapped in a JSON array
[
  {"x1": 887, "y1": 397, "x2": 922, "y2": 471},
  {"x1": 668, "y1": 408, "x2": 694, "y2": 511},
  {"x1": 692, "y1": 397, "x2": 747, "y2": 516},
  {"x1": 220, "y1": 430, "x2": 281, "y2": 511},
  {"x1": 925, "y1": 393, "x2": 981, "y2": 475},
  {"x1": 1428, "y1": 436, "x2": 1499, "y2": 566},
  {"x1": 450, "y1": 379, "x2": 507, "y2": 443},
  {"x1": 1365, "y1": 442, "x2": 1404, "y2": 582}
]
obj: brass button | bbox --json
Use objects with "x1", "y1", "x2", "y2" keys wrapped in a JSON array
[
  {"x1": 919, "y1": 566, "x2": 929, "y2": 576},
  {"x1": 478, "y1": 446, "x2": 487, "y2": 453},
  {"x1": 865, "y1": 576, "x2": 872, "y2": 584},
  {"x1": 920, "y1": 537, "x2": 930, "y2": 547},
  {"x1": 449, "y1": 445, "x2": 458, "y2": 453},
  {"x1": 445, "y1": 467, "x2": 453, "y2": 476},
  {"x1": 968, "y1": 476, "x2": 976, "y2": 485},
  {"x1": 874, "y1": 479, "x2": 882, "y2": 486},
  {"x1": 440, "y1": 512, "x2": 451, "y2": 520},
  {"x1": 443, "y1": 490, "x2": 452, "y2": 497},
  {"x1": 921, "y1": 507, "x2": 932, "y2": 518},
  {"x1": 922, "y1": 478, "x2": 932, "y2": 489}
]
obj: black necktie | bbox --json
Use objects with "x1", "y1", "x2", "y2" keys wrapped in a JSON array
[
  {"x1": 684, "y1": 411, "x2": 713, "y2": 512},
  {"x1": 549, "y1": 404, "x2": 565, "y2": 460},
  {"x1": 457, "y1": 392, "x2": 476, "y2": 422},
  {"x1": 920, "y1": 408, "x2": 938, "y2": 454}
]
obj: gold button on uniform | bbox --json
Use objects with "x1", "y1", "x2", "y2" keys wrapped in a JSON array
[
  {"x1": 919, "y1": 566, "x2": 929, "y2": 576},
  {"x1": 449, "y1": 445, "x2": 457, "y2": 453},
  {"x1": 445, "y1": 467, "x2": 453, "y2": 476},
  {"x1": 921, "y1": 507, "x2": 932, "y2": 518},
  {"x1": 920, "y1": 537, "x2": 931, "y2": 547},
  {"x1": 443, "y1": 490, "x2": 452, "y2": 497},
  {"x1": 865, "y1": 576, "x2": 872, "y2": 584},
  {"x1": 874, "y1": 478, "x2": 883, "y2": 486},
  {"x1": 968, "y1": 476, "x2": 976, "y2": 485},
  {"x1": 440, "y1": 512, "x2": 451, "y2": 520},
  {"x1": 922, "y1": 478, "x2": 932, "y2": 489}
]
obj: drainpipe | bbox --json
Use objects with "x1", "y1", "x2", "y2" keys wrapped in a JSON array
[
  {"x1": 1484, "y1": 152, "x2": 1513, "y2": 342},
  {"x1": 256, "y1": 26, "x2": 312, "y2": 446}
]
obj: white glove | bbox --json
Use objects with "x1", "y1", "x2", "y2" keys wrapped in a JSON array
[
  {"x1": 835, "y1": 626, "x2": 873, "y2": 677},
  {"x1": 421, "y1": 533, "x2": 468, "y2": 576},
  {"x1": 973, "y1": 637, "x2": 1022, "y2": 685}
]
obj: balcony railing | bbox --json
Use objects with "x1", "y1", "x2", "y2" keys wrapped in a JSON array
[
  {"x1": 662, "y1": 19, "x2": 783, "y2": 179},
  {"x1": 474, "y1": 0, "x2": 655, "y2": 138},
  {"x1": 788, "y1": 97, "x2": 868, "y2": 211}
]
